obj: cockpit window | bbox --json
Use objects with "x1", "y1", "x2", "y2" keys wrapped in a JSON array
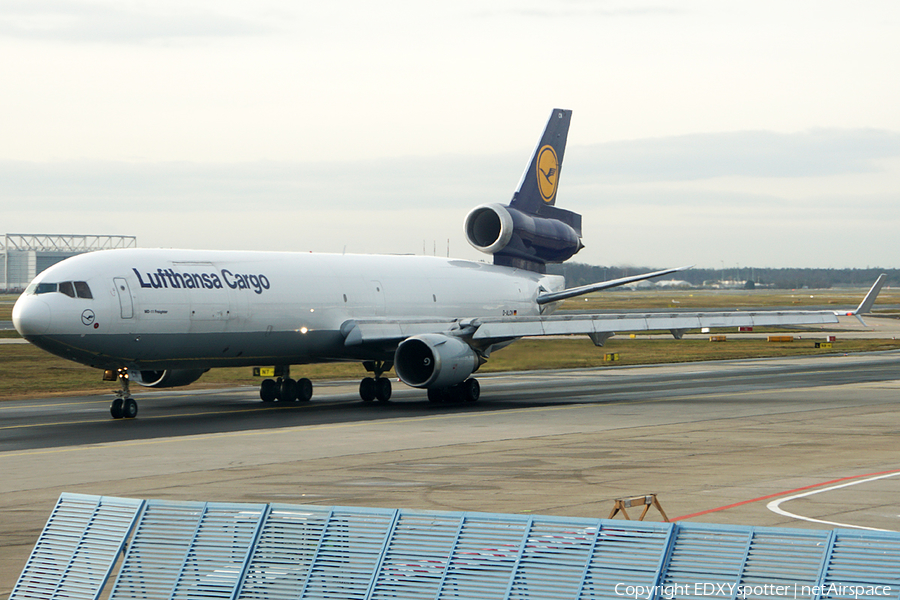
[
  {"x1": 34, "y1": 282, "x2": 58, "y2": 295},
  {"x1": 26, "y1": 280, "x2": 93, "y2": 299},
  {"x1": 59, "y1": 281, "x2": 76, "y2": 298},
  {"x1": 74, "y1": 281, "x2": 93, "y2": 299}
]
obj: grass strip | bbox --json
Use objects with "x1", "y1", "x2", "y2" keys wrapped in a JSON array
[{"x1": 3, "y1": 337, "x2": 900, "y2": 400}]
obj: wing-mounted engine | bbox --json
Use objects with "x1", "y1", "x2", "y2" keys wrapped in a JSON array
[
  {"x1": 394, "y1": 333, "x2": 480, "y2": 388},
  {"x1": 465, "y1": 203, "x2": 583, "y2": 272},
  {"x1": 130, "y1": 369, "x2": 206, "y2": 388},
  {"x1": 464, "y1": 108, "x2": 583, "y2": 273}
]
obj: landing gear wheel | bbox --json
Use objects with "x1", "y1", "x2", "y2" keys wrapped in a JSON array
[
  {"x1": 123, "y1": 397, "x2": 138, "y2": 418},
  {"x1": 361, "y1": 360, "x2": 393, "y2": 403},
  {"x1": 260, "y1": 379, "x2": 277, "y2": 402},
  {"x1": 427, "y1": 380, "x2": 479, "y2": 403},
  {"x1": 375, "y1": 377, "x2": 392, "y2": 402},
  {"x1": 427, "y1": 387, "x2": 449, "y2": 403},
  {"x1": 111, "y1": 368, "x2": 133, "y2": 419},
  {"x1": 460, "y1": 378, "x2": 480, "y2": 402},
  {"x1": 110, "y1": 398, "x2": 125, "y2": 419},
  {"x1": 297, "y1": 378, "x2": 313, "y2": 402},
  {"x1": 280, "y1": 378, "x2": 298, "y2": 402},
  {"x1": 360, "y1": 377, "x2": 376, "y2": 402}
]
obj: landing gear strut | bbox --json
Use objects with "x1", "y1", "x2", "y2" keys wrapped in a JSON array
[
  {"x1": 259, "y1": 366, "x2": 312, "y2": 403},
  {"x1": 360, "y1": 360, "x2": 392, "y2": 402},
  {"x1": 110, "y1": 368, "x2": 138, "y2": 419}
]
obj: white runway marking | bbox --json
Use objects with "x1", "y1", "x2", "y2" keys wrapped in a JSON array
[{"x1": 767, "y1": 471, "x2": 900, "y2": 531}]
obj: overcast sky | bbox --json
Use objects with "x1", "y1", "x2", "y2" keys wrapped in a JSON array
[{"x1": 2, "y1": 0, "x2": 899, "y2": 269}]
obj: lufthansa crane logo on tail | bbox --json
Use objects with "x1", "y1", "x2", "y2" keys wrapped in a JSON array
[{"x1": 536, "y1": 145, "x2": 559, "y2": 203}]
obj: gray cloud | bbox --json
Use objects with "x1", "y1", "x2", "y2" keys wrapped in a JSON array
[
  {"x1": 0, "y1": 0, "x2": 274, "y2": 43},
  {"x1": 3, "y1": 129, "x2": 898, "y2": 213},
  {"x1": 567, "y1": 129, "x2": 900, "y2": 183},
  {"x1": 4, "y1": 127, "x2": 900, "y2": 267},
  {"x1": 0, "y1": 155, "x2": 520, "y2": 213}
]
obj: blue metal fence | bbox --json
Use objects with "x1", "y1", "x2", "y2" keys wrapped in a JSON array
[
  {"x1": 11, "y1": 494, "x2": 900, "y2": 600},
  {"x1": 9, "y1": 493, "x2": 143, "y2": 600}
]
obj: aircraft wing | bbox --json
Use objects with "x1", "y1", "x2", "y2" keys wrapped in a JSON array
[
  {"x1": 341, "y1": 318, "x2": 470, "y2": 346},
  {"x1": 469, "y1": 310, "x2": 838, "y2": 344},
  {"x1": 342, "y1": 310, "x2": 840, "y2": 348},
  {"x1": 342, "y1": 274, "x2": 885, "y2": 348}
]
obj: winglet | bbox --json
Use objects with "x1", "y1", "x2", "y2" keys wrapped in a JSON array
[{"x1": 835, "y1": 274, "x2": 887, "y2": 326}]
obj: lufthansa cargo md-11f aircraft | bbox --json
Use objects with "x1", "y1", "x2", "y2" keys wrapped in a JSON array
[{"x1": 12, "y1": 109, "x2": 886, "y2": 418}]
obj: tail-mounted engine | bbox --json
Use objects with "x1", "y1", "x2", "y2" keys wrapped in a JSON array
[
  {"x1": 465, "y1": 108, "x2": 584, "y2": 273},
  {"x1": 464, "y1": 203, "x2": 583, "y2": 273},
  {"x1": 130, "y1": 369, "x2": 206, "y2": 388},
  {"x1": 394, "y1": 334, "x2": 480, "y2": 388}
]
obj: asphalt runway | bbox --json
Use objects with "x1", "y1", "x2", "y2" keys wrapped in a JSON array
[{"x1": 3, "y1": 352, "x2": 900, "y2": 597}]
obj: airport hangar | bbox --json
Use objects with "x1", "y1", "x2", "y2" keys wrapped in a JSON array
[{"x1": 0, "y1": 234, "x2": 135, "y2": 294}]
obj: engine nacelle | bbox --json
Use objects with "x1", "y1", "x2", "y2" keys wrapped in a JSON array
[
  {"x1": 464, "y1": 203, "x2": 582, "y2": 268},
  {"x1": 130, "y1": 369, "x2": 206, "y2": 388},
  {"x1": 394, "y1": 334, "x2": 479, "y2": 388},
  {"x1": 465, "y1": 203, "x2": 515, "y2": 254}
]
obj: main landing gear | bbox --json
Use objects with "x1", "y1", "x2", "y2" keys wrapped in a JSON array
[
  {"x1": 427, "y1": 378, "x2": 480, "y2": 403},
  {"x1": 259, "y1": 366, "x2": 312, "y2": 403},
  {"x1": 359, "y1": 360, "x2": 392, "y2": 402},
  {"x1": 110, "y1": 368, "x2": 138, "y2": 419}
]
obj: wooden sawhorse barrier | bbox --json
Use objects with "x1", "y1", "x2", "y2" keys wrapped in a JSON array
[{"x1": 608, "y1": 494, "x2": 669, "y2": 522}]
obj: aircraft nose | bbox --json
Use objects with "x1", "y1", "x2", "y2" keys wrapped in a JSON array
[{"x1": 12, "y1": 295, "x2": 51, "y2": 336}]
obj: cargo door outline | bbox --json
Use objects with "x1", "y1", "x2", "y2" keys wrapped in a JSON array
[
  {"x1": 187, "y1": 281, "x2": 232, "y2": 334},
  {"x1": 176, "y1": 263, "x2": 242, "y2": 333},
  {"x1": 114, "y1": 277, "x2": 134, "y2": 319}
]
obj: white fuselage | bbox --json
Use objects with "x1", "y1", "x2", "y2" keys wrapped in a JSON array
[{"x1": 13, "y1": 248, "x2": 564, "y2": 371}]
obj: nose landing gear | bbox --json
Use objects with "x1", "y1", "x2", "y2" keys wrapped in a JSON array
[{"x1": 109, "y1": 368, "x2": 138, "y2": 419}]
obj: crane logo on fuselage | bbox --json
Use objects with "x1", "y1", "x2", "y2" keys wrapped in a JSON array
[
  {"x1": 132, "y1": 268, "x2": 271, "y2": 294},
  {"x1": 536, "y1": 144, "x2": 559, "y2": 204}
]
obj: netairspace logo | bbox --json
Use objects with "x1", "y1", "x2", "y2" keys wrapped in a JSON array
[{"x1": 614, "y1": 583, "x2": 893, "y2": 600}]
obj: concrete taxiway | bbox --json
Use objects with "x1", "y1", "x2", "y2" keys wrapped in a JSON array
[{"x1": 2, "y1": 352, "x2": 900, "y2": 598}]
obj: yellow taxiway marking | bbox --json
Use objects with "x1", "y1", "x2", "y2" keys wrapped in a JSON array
[
  {"x1": 0, "y1": 399, "x2": 665, "y2": 458},
  {"x1": 0, "y1": 382, "x2": 861, "y2": 459},
  {"x1": 0, "y1": 399, "x2": 109, "y2": 411},
  {"x1": 0, "y1": 402, "x2": 337, "y2": 431},
  {"x1": 0, "y1": 376, "x2": 867, "y2": 436}
]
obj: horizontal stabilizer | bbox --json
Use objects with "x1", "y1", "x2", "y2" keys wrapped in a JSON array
[{"x1": 536, "y1": 266, "x2": 693, "y2": 305}]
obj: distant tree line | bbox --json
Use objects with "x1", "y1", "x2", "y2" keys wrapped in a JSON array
[{"x1": 547, "y1": 263, "x2": 897, "y2": 289}]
